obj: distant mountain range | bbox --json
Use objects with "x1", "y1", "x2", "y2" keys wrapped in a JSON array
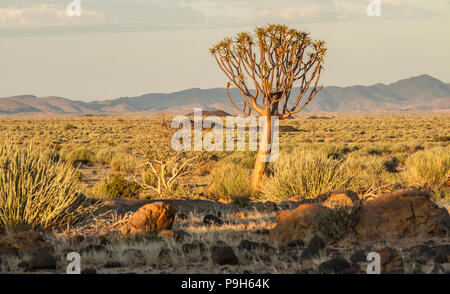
[{"x1": 1, "y1": 74, "x2": 449, "y2": 116}]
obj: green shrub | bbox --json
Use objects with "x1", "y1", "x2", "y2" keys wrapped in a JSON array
[
  {"x1": 261, "y1": 149, "x2": 351, "y2": 201},
  {"x1": 404, "y1": 146, "x2": 450, "y2": 186},
  {"x1": 314, "y1": 206, "x2": 359, "y2": 242},
  {"x1": 0, "y1": 143, "x2": 96, "y2": 230},
  {"x1": 208, "y1": 162, "x2": 251, "y2": 201},
  {"x1": 94, "y1": 174, "x2": 141, "y2": 199}
]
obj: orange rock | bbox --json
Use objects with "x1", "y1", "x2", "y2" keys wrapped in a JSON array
[
  {"x1": 321, "y1": 190, "x2": 359, "y2": 209},
  {"x1": 276, "y1": 210, "x2": 291, "y2": 223},
  {"x1": 269, "y1": 203, "x2": 331, "y2": 246},
  {"x1": 122, "y1": 202, "x2": 176, "y2": 236},
  {"x1": 323, "y1": 193, "x2": 354, "y2": 209},
  {"x1": 0, "y1": 230, "x2": 54, "y2": 255},
  {"x1": 355, "y1": 190, "x2": 450, "y2": 242}
]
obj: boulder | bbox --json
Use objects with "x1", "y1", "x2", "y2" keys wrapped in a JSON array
[
  {"x1": 210, "y1": 246, "x2": 239, "y2": 265},
  {"x1": 322, "y1": 190, "x2": 359, "y2": 209},
  {"x1": 410, "y1": 245, "x2": 437, "y2": 264},
  {"x1": 203, "y1": 214, "x2": 223, "y2": 226},
  {"x1": 0, "y1": 230, "x2": 47, "y2": 253},
  {"x1": 349, "y1": 250, "x2": 367, "y2": 264},
  {"x1": 29, "y1": 247, "x2": 57, "y2": 270},
  {"x1": 276, "y1": 210, "x2": 291, "y2": 223},
  {"x1": 355, "y1": 190, "x2": 450, "y2": 242},
  {"x1": 342, "y1": 266, "x2": 361, "y2": 274},
  {"x1": 318, "y1": 258, "x2": 352, "y2": 274},
  {"x1": 270, "y1": 203, "x2": 331, "y2": 246},
  {"x1": 301, "y1": 235, "x2": 326, "y2": 259},
  {"x1": 121, "y1": 202, "x2": 176, "y2": 236},
  {"x1": 377, "y1": 247, "x2": 404, "y2": 274}
]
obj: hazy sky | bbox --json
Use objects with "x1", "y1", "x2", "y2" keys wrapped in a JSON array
[{"x1": 0, "y1": 0, "x2": 449, "y2": 101}]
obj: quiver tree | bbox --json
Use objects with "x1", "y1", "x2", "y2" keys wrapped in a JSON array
[{"x1": 210, "y1": 24, "x2": 327, "y2": 194}]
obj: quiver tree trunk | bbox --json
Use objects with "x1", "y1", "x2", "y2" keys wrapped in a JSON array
[{"x1": 251, "y1": 113, "x2": 272, "y2": 194}]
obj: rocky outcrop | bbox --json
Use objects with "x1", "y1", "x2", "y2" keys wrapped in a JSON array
[
  {"x1": 269, "y1": 203, "x2": 331, "y2": 246},
  {"x1": 271, "y1": 189, "x2": 449, "y2": 247},
  {"x1": 355, "y1": 190, "x2": 450, "y2": 242}
]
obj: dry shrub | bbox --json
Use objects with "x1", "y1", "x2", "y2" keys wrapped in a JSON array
[
  {"x1": 341, "y1": 154, "x2": 386, "y2": 194},
  {"x1": 208, "y1": 162, "x2": 251, "y2": 201},
  {"x1": 95, "y1": 147, "x2": 115, "y2": 165},
  {"x1": 67, "y1": 147, "x2": 96, "y2": 165},
  {"x1": 111, "y1": 153, "x2": 135, "y2": 173},
  {"x1": 0, "y1": 143, "x2": 97, "y2": 231},
  {"x1": 404, "y1": 146, "x2": 450, "y2": 187},
  {"x1": 261, "y1": 149, "x2": 351, "y2": 201}
]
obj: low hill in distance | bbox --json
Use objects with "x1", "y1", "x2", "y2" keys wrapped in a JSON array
[{"x1": 1, "y1": 74, "x2": 449, "y2": 116}]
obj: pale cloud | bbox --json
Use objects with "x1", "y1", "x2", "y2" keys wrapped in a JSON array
[
  {"x1": 279, "y1": 4, "x2": 320, "y2": 20},
  {"x1": 0, "y1": 4, "x2": 102, "y2": 27},
  {"x1": 0, "y1": 0, "x2": 447, "y2": 36},
  {"x1": 185, "y1": 0, "x2": 252, "y2": 24},
  {"x1": 380, "y1": 0, "x2": 405, "y2": 5}
]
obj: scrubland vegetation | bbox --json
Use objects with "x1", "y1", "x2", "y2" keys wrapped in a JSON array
[
  {"x1": 0, "y1": 113, "x2": 448, "y2": 274},
  {"x1": 0, "y1": 114, "x2": 448, "y2": 206}
]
